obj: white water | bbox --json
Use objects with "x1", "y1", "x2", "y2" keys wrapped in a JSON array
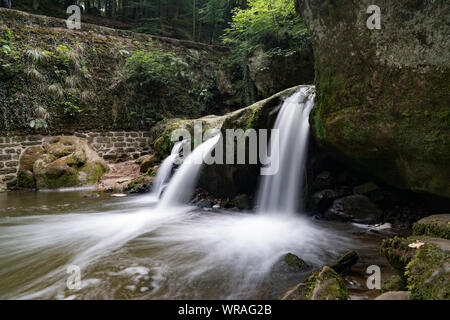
[
  {"x1": 0, "y1": 87, "x2": 360, "y2": 300},
  {"x1": 256, "y1": 86, "x2": 315, "y2": 214},
  {"x1": 159, "y1": 135, "x2": 221, "y2": 207}
]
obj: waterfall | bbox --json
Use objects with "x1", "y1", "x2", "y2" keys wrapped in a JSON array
[
  {"x1": 151, "y1": 141, "x2": 184, "y2": 198},
  {"x1": 256, "y1": 86, "x2": 315, "y2": 214},
  {"x1": 159, "y1": 135, "x2": 221, "y2": 207}
]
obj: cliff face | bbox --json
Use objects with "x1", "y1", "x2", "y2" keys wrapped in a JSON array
[
  {"x1": 296, "y1": 0, "x2": 450, "y2": 198},
  {"x1": 0, "y1": 9, "x2": 237, "y2": 135}
]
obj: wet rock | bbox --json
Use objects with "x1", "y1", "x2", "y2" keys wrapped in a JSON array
[
  {"x1": 126, "y1": 175, "x2": 154, "y2": 194},
  {"x1": 21, "y1": 137, "x2": 108, "y2": 190},
  {"x1": 212, "y1": 204, "x2": 221, "y2": 210},
  {"x1": 413, "y1": 214, "x2": 450, "y2": 240},
  {"x1": 231, "y1": 194, "x2": 252, "y2": 210},
  {"x1": 0, "y1": 181, "x2": 6, "y2": 193},
  {"x1": 309, "y1": 188, "x2": 349, "y2": 212},
  {"x1": 312, "y1": 171, "x2": 333, "y2": 191},
  {"x1": 324, "y1": 195, "x2": 382, "y2": 224},
  {"x1": 330, "y1": 250, "x2": 359, "y2": 277},
  {"x1": 138, "y1": 154, "x2": 160, "y2": 174},
  {"x1": 273, "y1": 253, "x2": 311, "y2": 274},
  {"x1": 83, "y1": 193, "x2": 100, "y2": 198},
  {"x1": 196, "y1": 200, "x2": 213, "y2": 209},
  {"x1": 281, "y1": 266, "x2": 349, "y2": 300},
  {"x1": 375, "y1": 291, "x2": 411, "y2": 300}
]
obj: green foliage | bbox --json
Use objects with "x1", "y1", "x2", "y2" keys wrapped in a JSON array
[
  {"x1": 63, "y1": 90, "x2": 82, "y2": 118},
  {"x1": 125, "y1": 50, "x2": 188, "y2": 88}
]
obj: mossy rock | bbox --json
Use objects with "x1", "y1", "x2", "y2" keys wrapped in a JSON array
[
  {"x1": 381, "y1": 235, "x2": 450, "y2": 300},
  {"x1": 281, "y1": 266, "x2": 349, "y2": 300},
  {"x1": 17, "y1": 146, "x2": 45, "y2": 189},
  {"x1": 381, "y1": 275, "x2": 407, "y2": 293},
  {"x1": 139, "y1": 154, "x2": 161, "y2": 174},
  {"x1": 297, "y1": 0, "x2": 450, "y2": 199},
  {"x1": 25, "y1": 136, "x2": 109, "y2": 189},
  {"x1": 413, "y1": 214, "x2": 450, "y2": 240},
  {"x1": 405, "y1": 240, "x2": 450, "y2": 300}
]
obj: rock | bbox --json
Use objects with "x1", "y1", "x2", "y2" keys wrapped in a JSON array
[
  {"x1": 139, "y1": 154, "x2": 160, "y2": 174},
  {"x1": 296, "y1": 0, "x2": 450, "y2": 199},
  {"x1": 309, "y1": 188, "x2": 349, "y2": 212},
  {"x1": 17, "y1": 146, "x2": 45, "y2": 189},
  {"x1": 325, "y1": 195, "x2": 383, "y2": 224},
  {"x1": 312, "y1": 171, "x2": 333, "y2": 191},
  {"x1": 247, "y1": 47, "x2": 314, "y2": 99},
  {"x1": 406, "y1": 238, "x2": 450, "y2": 300},
  {"x1": 212, "y1": 204, "x2": 221, "y2": 209},
  {"x1": 273, "y1": 253, "x2": 311, "y2": 274},
  {"x1": 231, "y1": 194, "x2": 252, "y2": 210},
  {"x1": 381, "y1": 275, "x2": 407, "y2": 293},
  {"x1": 381, "y1": 235, "x2": 450, "y2": 300},
  {"x1": 330, "y1": 250, "x2": 359, "y2": 277},
  {"x1": 413, "y1": 214, "x2": 450, "y2": 240},
  {"x1": 375, "y1": 291, "x2": 411, "y2": 300},
  {"x1": 125, "y1": 174, "x2": 154, "y2": 194},
  {"x1": 196, "y1": 200, "x2": 213, "y2": 209},
  {"x1": 281, "y1": 266, "x2": 349, "y2": 300},
  {"x1": 19, "y1": 137, "x2": 108, "y2": 190},
  {"x1": 353, "y1": 183, "x2": 379, "y2": 196}
]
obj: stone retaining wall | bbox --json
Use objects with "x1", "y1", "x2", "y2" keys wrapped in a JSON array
[{"x1": 0, "y1": 131, "x2": 152, "y2": 189}]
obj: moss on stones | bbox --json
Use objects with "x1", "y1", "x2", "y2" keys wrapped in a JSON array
[
  {"x1": 413, "y1": 214, "x2": 450, "y2": 240},
  {"x1": 281, "y1": 266, "x2": 349, "y2": 300}
]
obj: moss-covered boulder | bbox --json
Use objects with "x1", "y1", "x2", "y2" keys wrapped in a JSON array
[
  {"x1": 413, "y1": 214, "x2": 450, "y2": 240},
  {"x1": 17, "y1": 146, "x2": 45, "y2": 189},
  {"x1": 281, "y1": 266, "x2": 349, "y2": 300},
  {"x1": 296, "y1": 0, "x2": 450, "y2": 199},
  {"x1": 381, "y1": 235, "x2": 450, "y2": 300},
  {"x1": 18, "y1": 136, "x2": 108, "y2": 189}
]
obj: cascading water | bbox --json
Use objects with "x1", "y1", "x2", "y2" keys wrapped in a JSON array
[
  {"x1": 0, "y1": 86, "x2": 363, "y2": 300},
  {"x1": 149, "y1": 141, "x2": 184, "y2": 199},
  {"x1": 159, "y1": 135, "x2": 221, "y2": 207},
  {"x1": 256, "y1": 86, "x2": 315, "y2": 214}
]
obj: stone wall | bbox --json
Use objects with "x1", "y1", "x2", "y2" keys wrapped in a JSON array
[{"x1": 0, "y1": 131, "x2": 152, "y2": 189}]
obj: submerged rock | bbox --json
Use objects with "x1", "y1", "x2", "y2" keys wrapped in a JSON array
[
  {"x1": 330, "y1": 250, "x2": 359, "y2": 277},
  {"x1": 281, "y1": 266, "x2": 349, "y2": 300},
  {"x1": 413, "y1": 214, "x2": 450, "y2": 240},
  {"x1": 325, "y1": 195, "x2": 382, "y2": 224},
  {"x1": 18, "y1": 137, "x2": 108, "y2": 190},
  {"x1": 296, "y1": 0, "x2": 450, "y2": 199}
]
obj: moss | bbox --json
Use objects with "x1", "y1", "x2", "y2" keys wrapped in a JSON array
[
  {"x1": 412, "y1": 215, "x2": 450, "y2": 240},
  {"x1": 381, "y1": 275, "x2": 407, "y2": 293},
  {"x1": 17, "y1": 170, "x2": 36, "y2": 189},
  {"x1": 405, "y1": 243, "x2": 450, "y2": 300},
  {"x1": 380, "y1": 236, "x2": 418, "y2": 275}
]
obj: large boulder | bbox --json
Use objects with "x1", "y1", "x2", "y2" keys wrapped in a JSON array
[
  {"x1": 18, "y1": 136, "x2": 109, "y2": 189},
  {"x1": 296, "y1": 0, "x2": 450, "y2": 198}
]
